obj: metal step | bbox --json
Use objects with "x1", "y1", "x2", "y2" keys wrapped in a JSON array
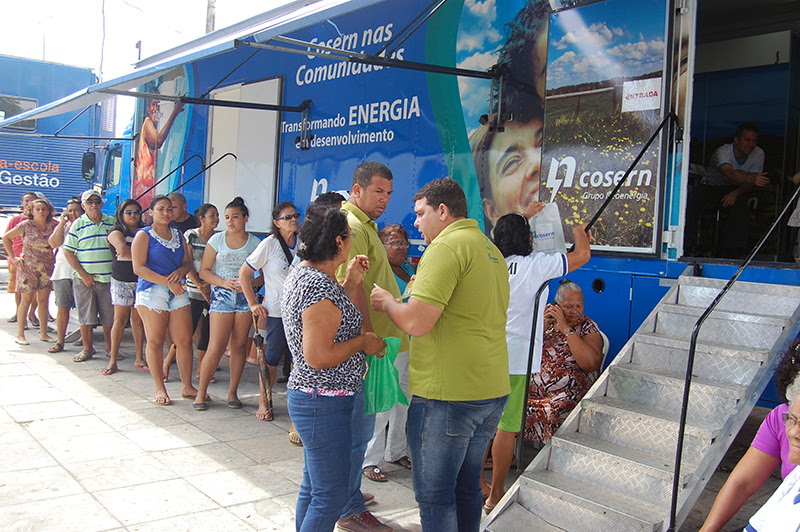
[
  {"x1": 629, "y1": 333, "x2": 767, "y2": 385},
  {"x1": 485, "y1": 270, "x2": 800, "y2": 532},
  {"x1": 653, "y1": 304, "x2": 787, "y2": 350},
  {"x1": 676, "y1": 277, "x2": 800, "y2": 316},
  {"x1": 579, "y1": 396, "x2": 718, "y2": 465},
  {"x1": 550, "y1": 432, "x2": 692, "y2": 505},
  {"x1": 511, "y1": 471, "x2": 664, "y2": 532},
  {"x1": 484, "y1": 501, "x2": 565, "y2": 532},
  {"x1": 607, "y1": 363, "x2": 745, "y2": 424}
]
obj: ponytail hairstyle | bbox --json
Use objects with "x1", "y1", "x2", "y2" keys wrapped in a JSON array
[
  {"x1": 226, "y1": 196, "x2": 248, "y2": 217},
  {"x1": 271, "y1": 201, "x2": 297, "y2": 265}
]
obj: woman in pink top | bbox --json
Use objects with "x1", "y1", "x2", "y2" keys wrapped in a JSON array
[{"x1": 700, "y1": 340, "x2": 800, "y2": 531}]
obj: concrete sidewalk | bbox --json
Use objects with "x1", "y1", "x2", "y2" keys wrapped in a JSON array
[
  {"x1": 0, "y1": 267, "x2": 784, "y2": 531},
  {"x1": 0, "y1": 287, "x2": 420, "y2": 531}
]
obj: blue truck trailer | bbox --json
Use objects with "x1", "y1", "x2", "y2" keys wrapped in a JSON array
[{"x1": 0, "y1": 55, "x2": 112, "y2": 209}]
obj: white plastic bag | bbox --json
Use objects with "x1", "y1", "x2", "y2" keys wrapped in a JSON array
[{"x1": 529, "y1": 202, "x2": 567, "y2": 254}]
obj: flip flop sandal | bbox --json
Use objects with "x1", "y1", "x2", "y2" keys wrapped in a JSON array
[
  {"x1": 7, "y1": 316, "x2": 17, "y2": 323},
  {"x1": 29, "y1": 316, "x2": 40, "y2": 327},
  {"x1": 48, "y1": 343, "x2": 64, "y2": 353},
  {"x1": 133, "y1": 364, "x2": 149, "y2": 371},
  {"x1": 362, "y1": 466, "x2": 388, "y2": 482},
  {"x1": 100, "y1": 367, "x2": 117, "y2": 376},
  {"x1": 288, "y1": 431, "x2": 303, "y2": 447},
  {"x1": 255, "y1": 410, "x2": 273, "y2": 421},
  {"x1": 392, "y1": 456, "x2": 412, "y2": 470},
  {"x1": 73, "y1": 351, "x2": 94, "y2": 362}
]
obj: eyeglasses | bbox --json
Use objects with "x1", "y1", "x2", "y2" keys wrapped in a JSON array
[
  {"x1": 123, "y1": 209, "x2": 141, "y2": 216},
  {"x1": 275, "y1": 213, "x2": 301, "y2": 221},
  {"x1": 783, "y1": 412, "x2": 800, "y2": 430},
  {"x1": 340, "y1": 232, "x2": 356, "y2": 240},
  {"x1": 383, "y1": 241, "x2": 409, "y2": 248},
  {"x1": 84, "y1": 198, "x2": 102, "y2": 205}
]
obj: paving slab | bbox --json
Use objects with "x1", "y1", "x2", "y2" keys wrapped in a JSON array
[{"x1": 0, "y1": 274, "x2": 788, "y2": 532}]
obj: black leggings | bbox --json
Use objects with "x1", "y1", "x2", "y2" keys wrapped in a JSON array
[{"x1": 189, "y1": 297, "x2": 210, "y2": 351}]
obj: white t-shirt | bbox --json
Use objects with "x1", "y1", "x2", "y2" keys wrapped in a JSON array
[
  {"x1": 702, "y1": 143, "x2": 765, "y2": 187},
  {"x1": 505, "y1": 252, "x2": 568, "y2": 375},
  {"x1": 51, "y1": 225, "x2": 74, "y2": 281},
  {"x1": 746, "y1": 464, "x2": 800, "y2": 532},
  {"x1": 245, "y1": 234, "x2": 296, "y2": 317}
]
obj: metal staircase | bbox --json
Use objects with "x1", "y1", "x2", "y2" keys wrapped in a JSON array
[{"x1": 483, "y1": 269, "x2": 800, "y2": 532}]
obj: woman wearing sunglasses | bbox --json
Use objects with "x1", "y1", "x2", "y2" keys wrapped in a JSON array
[
  {"x1": 103, "y1": 200, "x2": 146, "y2": 375},
  {"x1": 239, "y1": 202, "x2": 300, "y2": 425}
]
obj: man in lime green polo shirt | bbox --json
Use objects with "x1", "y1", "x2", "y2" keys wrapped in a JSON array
[
  {"x1": 371, "y1": 178, "x2": 510, "y2": 532},
  {"x1": 334, "y1": 161, "x2": 405, "y2": 532}
]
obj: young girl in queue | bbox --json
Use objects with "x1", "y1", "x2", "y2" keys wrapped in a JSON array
[
  {"x1": 193, "y1": 197, "x2": 260, "y2": 411},
  {"x1": 132, "y1": 195, "x2": 200, "y2": 405}
]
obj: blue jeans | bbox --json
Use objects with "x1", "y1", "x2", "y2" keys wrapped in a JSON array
[
  {"x1": 407, "y1": 395, "x2": 508, "y2": 532},
  {"x1": 340, "y1": 386, "x2": 377, "y2": 518},
  {"x1": 288, "y1": 389, "x2": 355, "y2": 532}
]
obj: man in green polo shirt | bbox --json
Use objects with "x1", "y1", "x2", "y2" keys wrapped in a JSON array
[
  {"x1": 63, "y1": 190, "x2": 115, "y2": 363},
  {"x1": 334, "y1": 161, "x2": 405, "y2": 532},
  {"x1": 371, "y1": 178, "x2": 510, "y2": 532}
]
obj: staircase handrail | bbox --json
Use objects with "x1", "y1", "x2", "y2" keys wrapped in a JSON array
[
  {"x1": 134, "y1": 154, "x2": 205, "y2": 203},
  {"x1": 169, "y1": 152, "x2": 237, "y2": 195},
  {"x1": 667, "y1": 182, "x2": 800, "y2": 531},
  {"x1": 515, "y1": 111, "x2": 681, "y2": 466}
]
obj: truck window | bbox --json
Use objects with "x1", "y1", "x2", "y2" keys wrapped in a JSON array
[
  {"x1": 0, "y1": 94, "x2": 38, "y2": 131},
  {"x1": 104, "y1": 146, "x2": 123, "y2": 190}
]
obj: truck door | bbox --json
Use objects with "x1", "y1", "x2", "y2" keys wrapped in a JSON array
[{"x1": 206, "y1": 77, "x2": 282, "y2": 233}]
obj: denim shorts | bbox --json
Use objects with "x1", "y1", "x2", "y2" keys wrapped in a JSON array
[
  {"x1": 135, "y1": 283, "x2": 190, "y2": 312},
  {"x1": 110, "y1": 278, "x2": 137, "y2": 307},
  {"x1": 210, "y1": 285, "x2": 250, "y2": 313}
]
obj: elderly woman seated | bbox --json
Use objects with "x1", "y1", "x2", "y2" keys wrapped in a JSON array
[{"x1": 525, "y1": 279, "x2": 603, "y2": 443}]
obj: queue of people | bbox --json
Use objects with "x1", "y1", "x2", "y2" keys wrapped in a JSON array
[{"x1": 9, "y1": 170, "x2": 797, "y2": 532}]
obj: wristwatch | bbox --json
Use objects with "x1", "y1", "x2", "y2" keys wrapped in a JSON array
[{"x1": 565, "y1": 328, "x2": 576, "y2": 338}]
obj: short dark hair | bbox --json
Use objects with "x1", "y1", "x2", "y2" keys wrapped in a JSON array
[
  {"x1": 413, "y1": 178, "x2": 468, "y2": 218},
  {"x1": 271, "y1": 201, "x2": 297, "y2": 236},
  {"x1": 493, "y1": 213, "x2": 532, "y2": 257},
  {"x1": 379, "y1": 224, "x2": 409, "y2": 243},
  {"x1": 314, "y1": 191, "x2": 347, "y2": 207},
  {"x1": 226, "y1": 196, "x2": 249, "y2": 217},
  {"x1": 297, "y1": 204, "x2": 349, "y2": 262},
  {"x1": 353, "y1": 161, "x2": 393, "y2": 189},
  {"x1": 735, "y1": 122, "x2": 759, "y2": 138},
  {"x1": 777, "y1": 338, "x2": 800, "y2": 403}
]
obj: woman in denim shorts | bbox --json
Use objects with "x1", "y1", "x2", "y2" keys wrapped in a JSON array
[
  {"x1": 193, "y1": 197, "x2": 260, "y2": 411},
  {"x1": 132, "y1": 195, "x2": 200, "y2": 406},
  {"x1": 103, "y1": 200, "x2": 146, "y2": 375}
]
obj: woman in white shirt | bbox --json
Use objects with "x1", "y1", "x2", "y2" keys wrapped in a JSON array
[{"x1": 239, "y1": 201, "x2": 299, "y2": 424}]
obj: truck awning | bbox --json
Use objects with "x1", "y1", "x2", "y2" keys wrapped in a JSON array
[{"x1": 0, "y1": 0, "x2": 381, "y2": 130}]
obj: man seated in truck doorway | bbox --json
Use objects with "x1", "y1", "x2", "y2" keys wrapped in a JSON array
[{"x1": 684, "y1": 122, "x2": 770, "y2": 258}]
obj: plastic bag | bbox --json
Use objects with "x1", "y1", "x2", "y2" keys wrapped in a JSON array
[
  {"x1": 364, "y1": 336, "x2": 408, "y2": 415},
  {"x1": 530, "y1": 202, "x2": 567, "y2": 254}
]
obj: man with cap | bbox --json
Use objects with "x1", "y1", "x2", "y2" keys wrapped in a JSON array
[{"x1": 62, "y1": 190, "x2": 115, "y2": 362}]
